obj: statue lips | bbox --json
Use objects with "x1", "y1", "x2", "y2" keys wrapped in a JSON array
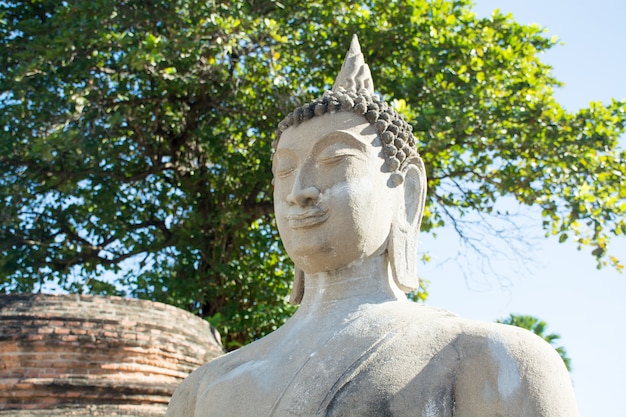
[{"x1": 287, "y1": 208, "x2": 329, "y2": 229}]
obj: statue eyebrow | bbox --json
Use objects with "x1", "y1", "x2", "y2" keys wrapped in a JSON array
[{"x1": 312, "y1": 131, "x2": 368, "y2": 155}]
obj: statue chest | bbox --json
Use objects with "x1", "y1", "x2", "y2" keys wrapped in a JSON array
[{"x1": 195, "y1": 321, "x2": 459, "y2": 417}]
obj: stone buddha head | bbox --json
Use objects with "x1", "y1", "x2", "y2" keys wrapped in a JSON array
[{"x1": 272, "y1": 35, "x2": 427, "y2": 303}]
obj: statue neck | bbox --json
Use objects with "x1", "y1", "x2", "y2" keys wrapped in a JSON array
[{"x1": 296, "y1": 254, "x2": 407, "y2": 317}]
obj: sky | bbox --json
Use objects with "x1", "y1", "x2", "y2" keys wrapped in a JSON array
[{"x1": 422, "y1": 1, "x2": 626, "y2": 416}]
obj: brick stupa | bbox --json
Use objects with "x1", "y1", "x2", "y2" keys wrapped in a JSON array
[{"x1": 0, "y1": 294, "x2": 223, "y2": 416}]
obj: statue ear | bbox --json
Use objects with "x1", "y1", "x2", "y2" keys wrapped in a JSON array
[
  {"x1": 289, "y1": 267, "x2": 305, "y2": 305},
  {"x1": 389, "y1": 163, "x2": 426, "y2": 292}
]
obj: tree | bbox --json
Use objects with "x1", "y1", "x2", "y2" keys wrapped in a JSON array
[
  {"x1": 1, "y1": 0, "x2": 625, "y2": 349},
  {"x1": 497, "y1": 314, "x2": 572, "y2": 371}
]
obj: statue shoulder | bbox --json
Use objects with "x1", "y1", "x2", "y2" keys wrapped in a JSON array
[
  {"x1": 452, "y1": 320, "x2": 579, "y2": 417},
  {"x1": 165, "y1": 339, "x2": 271, "y2": 417},
  {"x1": 166, "y1": 359, "x2": 214, "y2": 417}
]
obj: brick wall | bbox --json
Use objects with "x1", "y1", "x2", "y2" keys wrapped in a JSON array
[{"x1": 0, "y1": 294, "x2": 223, "y2": 416}]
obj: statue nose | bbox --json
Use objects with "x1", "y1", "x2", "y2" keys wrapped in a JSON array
[{"x1": 286, "y1": 183, "x2": 321, "y2": 207}]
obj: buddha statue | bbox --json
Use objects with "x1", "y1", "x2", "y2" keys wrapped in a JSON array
[{"x1": 166, "y1": 35, "x2": 579, "y2": 417}]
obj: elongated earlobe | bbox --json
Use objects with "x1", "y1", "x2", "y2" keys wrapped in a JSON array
[
  {"x1": 289, "y1": 267, "x2": 305, "y2": 305},
  {"x1": 389, "y1": 164, "x2": 426, "y2": 292}
]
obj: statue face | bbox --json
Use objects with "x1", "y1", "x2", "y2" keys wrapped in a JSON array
[{"x1": 273, "y1": 111, "x2": 397, "y2": 274}]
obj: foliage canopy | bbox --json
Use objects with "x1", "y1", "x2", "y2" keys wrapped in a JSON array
[{"x1": 1, "y1": 0, "x2": 625, "y2": 348}]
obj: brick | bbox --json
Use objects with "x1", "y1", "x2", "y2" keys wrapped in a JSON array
[
  {"x1": 53, "y1": 327, "x2": 70, "y2": 335},
  {"x1": 136, "y1": 333, "x2": 151, "y2": 342},
  {"x1": 65, "y1": 391, "x2": 81, "y2": 398},
  {"x1": 38, "y1": 396, "x2": 59, "y2": 404},
  {"x1": 37, "y1": 327, "x2": 54, "y2": 334},
  {"x1": 0, "y1": 343, "x2": 18, "y2": 352}
]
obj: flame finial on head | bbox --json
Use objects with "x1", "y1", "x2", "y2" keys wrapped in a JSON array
[{"x1": 332, "y1": 35, "x2": 374, "y2": 94}]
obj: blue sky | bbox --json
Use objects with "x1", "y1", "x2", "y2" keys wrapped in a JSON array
[{"x1": 423, "y1": 1, "x2": 626, "y2": 416}]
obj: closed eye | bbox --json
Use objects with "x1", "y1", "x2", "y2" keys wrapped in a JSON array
[
  {"x1": 318, "y1": 150, "x2": 361, "y2": 165},
  {"x1": 275, "y1": 164, "x2": 295, "y2": 177},
  {"x1": 273, "y1": 152, "x2": 297, "y2": 178}
]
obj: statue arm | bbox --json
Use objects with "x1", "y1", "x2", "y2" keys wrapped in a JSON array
[{"x1": 454, "y1": 324, "x2": 579, "y2": 417}]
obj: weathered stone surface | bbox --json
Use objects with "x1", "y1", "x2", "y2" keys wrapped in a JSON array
[
  {"x1": 167, "y1": 35, "x2": 579, "y2": 417},
  {"x1": 0, "y1": 293, "x2": 223, "y2": 416}
]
